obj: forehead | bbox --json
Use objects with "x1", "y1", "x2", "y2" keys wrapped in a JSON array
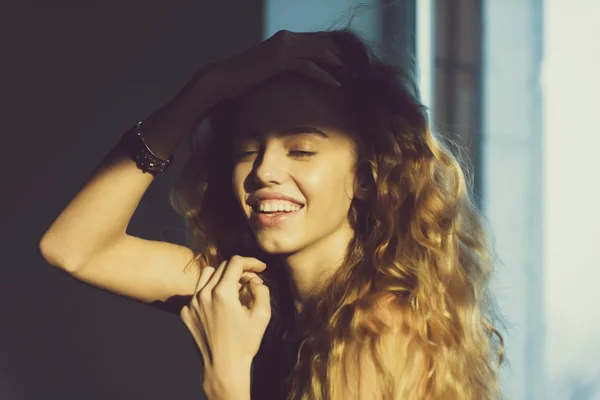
[{"x1": 231, "y1": 75, "x2": 355, "y2": 139}]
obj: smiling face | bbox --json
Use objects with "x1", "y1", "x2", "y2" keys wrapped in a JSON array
[{"x1": 229, "y1": 75, "x2": 360, "y2": 255}]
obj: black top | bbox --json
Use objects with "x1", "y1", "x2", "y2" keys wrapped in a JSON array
[
  {"x1": 251, "y1": 335, "x2": 301, "y2": 400},
  {"x1": 251, "y1": 322, "x2": 303, "y2": 400}
]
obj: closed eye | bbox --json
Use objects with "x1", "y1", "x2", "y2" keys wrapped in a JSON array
[
  {"x1": 235, "y1": 150, "x2": 316, "y2": 161},
  {"x1": 289, "y1": 150, "x2": 316, "y2": 158}
]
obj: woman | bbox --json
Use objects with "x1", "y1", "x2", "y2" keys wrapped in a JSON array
[{"x1": 40, "y1": 29, "x2": 504, "y2": 399}]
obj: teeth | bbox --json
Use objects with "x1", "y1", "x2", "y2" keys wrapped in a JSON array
[{"x1": 256, "y1": 200, "x2": 302, "y2": 213}]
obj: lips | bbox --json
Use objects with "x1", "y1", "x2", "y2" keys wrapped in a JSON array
[
  {"x1": 251, "y1": 206, "x2": 303, "y2": 228},
  {"x1": 248, "y1": 192, "x2": 305, "y2": 209}
]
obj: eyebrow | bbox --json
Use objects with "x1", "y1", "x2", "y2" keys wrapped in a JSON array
[
  {"x1": 282, "y1": 126, "x2": 329, "y2": 138},
  {"x1": 240, "y1": 126, "x2": 329, "y2": 139}
]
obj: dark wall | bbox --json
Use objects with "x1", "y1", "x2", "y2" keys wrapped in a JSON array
[
  {"x1": 0, "y1": 2, "x2": 263, "y2": 399},
  {"x1": 434, "y1": 0, "x2": 483, "y2": 207}
]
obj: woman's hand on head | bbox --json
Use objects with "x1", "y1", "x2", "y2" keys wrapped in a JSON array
[
  {"x1": 179, "y1": 255, "x2": 270, "y2": 394},
  {"x1": 132, "y1": 31, "x2": 343, "y2": 159},
  {"x1": 187, "y1": 30, "x2": 343, "y2": 107}
]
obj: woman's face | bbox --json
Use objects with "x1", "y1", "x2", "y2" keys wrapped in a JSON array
[{"x1": 230, "y1": 76, "x2": 360, "y2": 255}]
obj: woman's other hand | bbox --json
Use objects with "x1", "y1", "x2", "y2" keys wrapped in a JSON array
[{"x1": 180, "y1": 255, "x2": 270, "y2": 400}]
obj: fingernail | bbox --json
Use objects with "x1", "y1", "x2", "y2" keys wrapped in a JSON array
[{"x1": 251, "y1": 277, "x2": 263, "y2": 284}]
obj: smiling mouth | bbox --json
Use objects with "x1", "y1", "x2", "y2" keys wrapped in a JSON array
[
  {"x1": 250, "y1": 205, "x2": 304, "y2": 227},
  {"x1": 251, "y1": 205, "x2": 305, "y2": 215}
]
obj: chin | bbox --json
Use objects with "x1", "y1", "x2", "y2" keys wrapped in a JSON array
[{"x1": 254, "y1": 234, "x2": 303, "y2": 255}]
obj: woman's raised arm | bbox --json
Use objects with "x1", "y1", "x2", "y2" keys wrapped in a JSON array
[{"x1": 38, "y1": 30, "x2": 343, "y2": 312}]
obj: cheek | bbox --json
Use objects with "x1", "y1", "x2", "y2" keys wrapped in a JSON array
[
  {"x1": 301, "y1": 168, "x2": 354, "y2": 209},
  {"x1": 298, "y1": 167, "x2": 328, "y2": 193}
]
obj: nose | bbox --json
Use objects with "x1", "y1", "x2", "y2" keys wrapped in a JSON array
[{"x1": 253, "y1": 147, "x2": 287, "y2": 185}]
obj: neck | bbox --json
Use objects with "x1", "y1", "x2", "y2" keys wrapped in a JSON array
[{"x1": 278, "y1": 219, "x2": 355, "y2": 314}]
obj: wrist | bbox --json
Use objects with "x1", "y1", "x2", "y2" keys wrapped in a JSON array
[
  {"x1": 140, "y1": 86, "x2": 210, "y2": 160},
  {"x1": 202, "y1": 363, "x2": 252, "y2": 400}
]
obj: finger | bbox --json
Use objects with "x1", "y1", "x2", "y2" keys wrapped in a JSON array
[
  {"x1": 180, "y1": 306, "x2": 211, "y2": 363},
  {"x1": 295, "y1": 33, "x2": 344, "y2": 65},
  {"x1": 326, "y1": 48, "x2": 344, "y2": 65},
  {"x1": 240, "y1": 271, "x2": 263, "y2": 284},
  {"x1": 303, "y1": 47, "x2": 344, "y2": 67},
  {"x1": 288, "y1": 59, "x2": 341, "y2": 88},
  {"x1": 248, "y1": 279, "x2": 271, "y2": 322},
  {"x1": 180, "y1": 307, "x2": 201, "y2": 343},
  {"x1": 321, "y1": 35, "x2": 344, "y2": 59},
  {"x1": 195, "y1": 265, "x2": 216, "y2": 293},
  {"x1": 239, "y1": 271, "x2": 263, "y2": 293},
  {"x1": 192, "y1": 266, "x2": 216, "y2": 307},
  {"x1": 219, "y1": 256, "x2": 266, "y2": 288},
  {"x1": 202, "y1": 260, "x2": 228, "y2": 293}
]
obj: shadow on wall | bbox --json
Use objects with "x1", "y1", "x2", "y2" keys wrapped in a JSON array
[{"x1": 0, "y1": 1, "x2": 263, "y2": 399}]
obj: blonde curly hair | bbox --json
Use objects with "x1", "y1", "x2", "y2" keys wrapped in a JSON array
[{"x1": 169, "y1": 29, "x2": 505, "y2": 400}]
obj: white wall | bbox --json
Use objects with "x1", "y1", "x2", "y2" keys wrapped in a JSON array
[
  {"x1": 482, "y1": 1, "x2": 545, "y2": 399},
  {"x1": 544, "y1": 1, "x2": 600, "y2": 399},
  {"x1": 484, "y1": 1, "x2": 600, "y2": 399}
]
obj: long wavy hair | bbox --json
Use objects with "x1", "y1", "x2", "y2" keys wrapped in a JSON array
[{"x1": 169, "y1": 29, "x2": 505, "y2": 400}]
